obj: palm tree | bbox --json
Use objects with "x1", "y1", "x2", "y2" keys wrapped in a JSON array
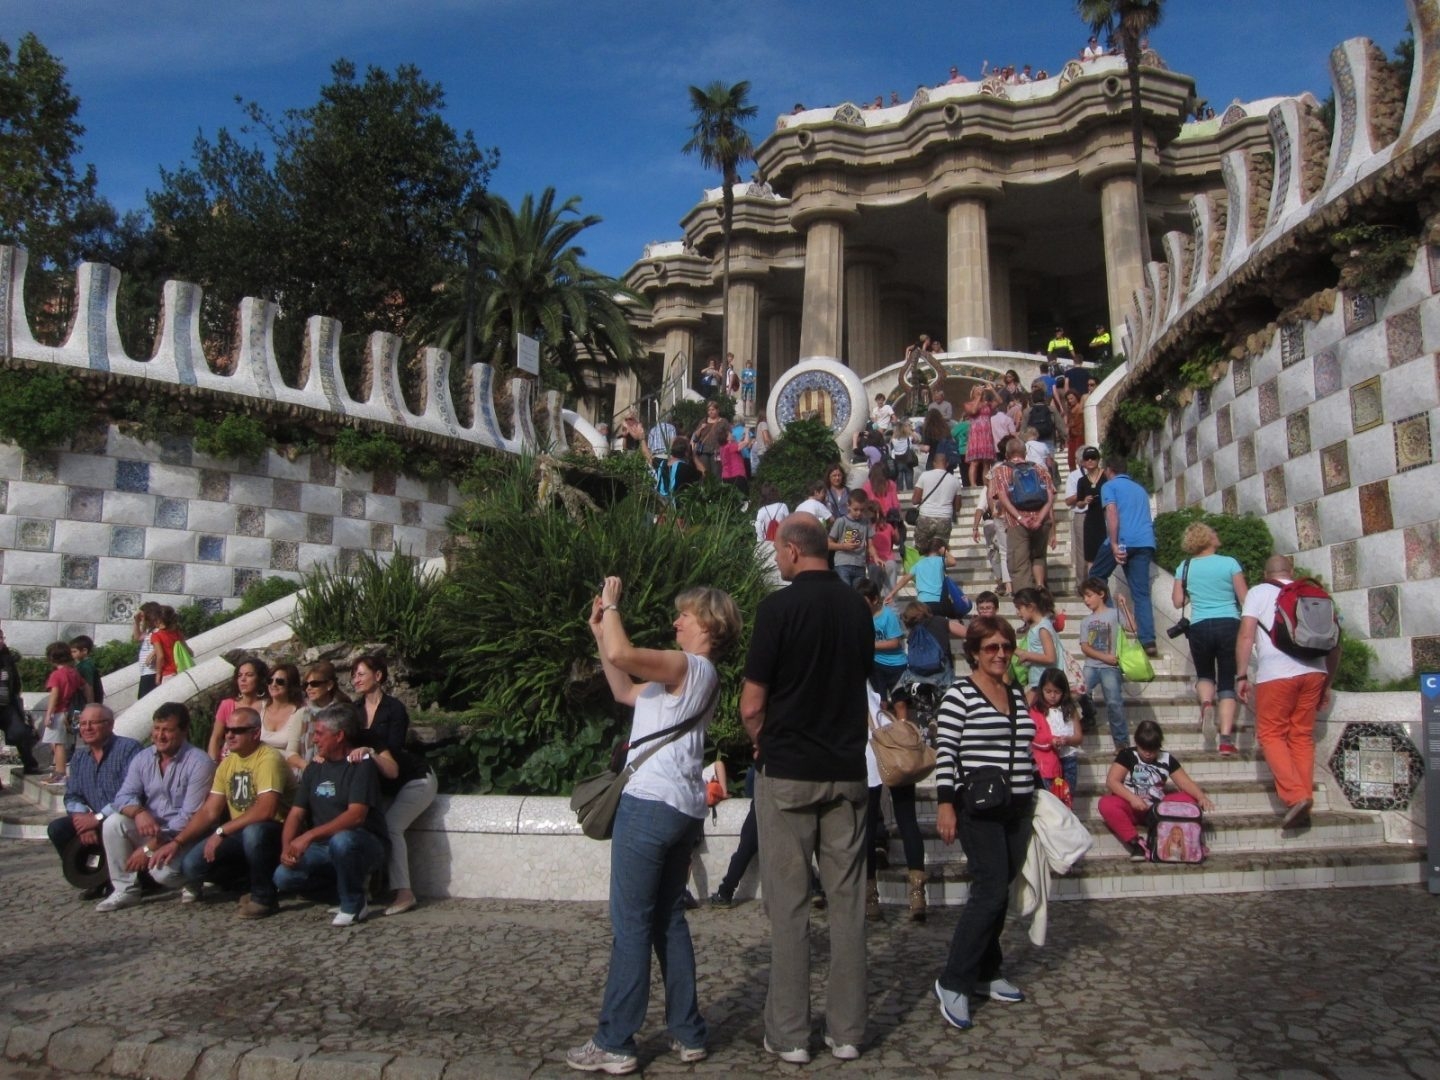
[
  {"x1": 425, "y1": 188, "x2": 644, "y2": 403},
  {"x1": 683, "y1": 80, "x2": 757, "y2": 367},
  {"x1": 1077, "y1": 0, "x2": 1164, "y2": 255}
]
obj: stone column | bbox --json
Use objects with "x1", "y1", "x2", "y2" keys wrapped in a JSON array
[
  {"x1": 612, "y1": 369, "x2": 641, "y2": 418},
  {"x1": 844, "y1": 252, "x2": 886, "y2": 376},
  {"x1": 989, "y1": 247, "x2": 1012, "y2": 352},
  {"x1": 767, "y1": 310, "x2": 800, "y2": 396},
  {"x1": 799, "y1": 216, "x2": 847, "y2": 360},
  {"x1": 879, "y1": 291, "x2": 915, "y2": 375},
  {"x1": 1099, "y1": 174, "x2": 1147, "y2": 344},
  {"x1": 727, "y1": 278, "x2": 762, "y2": 378},
  {"x1": 943, "y1": 197, "x2": 992, "y2": 352}
]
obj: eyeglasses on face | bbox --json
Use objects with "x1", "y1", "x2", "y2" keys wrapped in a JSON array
[
  {"x1": 979, "y1": 642, "x2": 1016, "y2": 655},
  {"x1": 224, "y1": 725, "x2": 260, "y2": 735},
  {"x1": 268, "y1": 677, "x2": 288, "y2": 686}
]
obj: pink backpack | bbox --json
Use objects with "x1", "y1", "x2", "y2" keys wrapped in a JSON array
[{"x1": 1146, "y1": 799, "x2": 1205, "y2": 863}]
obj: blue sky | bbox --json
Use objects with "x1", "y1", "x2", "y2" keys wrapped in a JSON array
[{"x1": 8, "y1": 0, "x2": 1413, "y2": 279}]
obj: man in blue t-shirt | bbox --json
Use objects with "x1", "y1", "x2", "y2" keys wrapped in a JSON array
[{"x1": 1087, "y1": 455, "x2": 1159, "y2": 653}]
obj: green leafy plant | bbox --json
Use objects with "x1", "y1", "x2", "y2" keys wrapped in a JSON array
[
  {"x1": 0, "y1": 369, "x2": 93, "y2": 450},
  {"x1": 1177, "y1": 340, "x2": 1226, "y2": 390},
  {"x1": 331, "y1": 427, "x2": 407, "y2": 474},
  {"x1": 1331, "y1": 223, "x2": 1417, "y2": 296},
  {"x1": 435, "y1": 456, "x2": 769, "y2": 793},
  {"x1": 1114, "y1": 395, "x2": 1167, "y2": 433},
  {"x1": 290, "y1": 549, "x2": 446, "y2": 683},
  {"x1": 1154, "y1": 506, "x2": 1274, "y2": 584},
  {"x1": 752, "y1": 417, "x2": 841, "y2": 506},
  {"x1": 1333, "y1": 635, "x2": 1376, "y2": 692},
  {"x1": 90, "y1": 639, "x2": 140, "y2": 677},
  {"x1": 193, "y1": 414, "x2": 269, "y2": 461},
  {"x1": 668, "y1": 398, "x2": 709, "y2": 435}
]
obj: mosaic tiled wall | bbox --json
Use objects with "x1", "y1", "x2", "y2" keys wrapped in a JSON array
[
  {"x1": 1148, "y1": 254, "x2": 1440, "y2": 680},
  {"x1": 0, "y1": 428, "x2": 461, "y2": 658}
]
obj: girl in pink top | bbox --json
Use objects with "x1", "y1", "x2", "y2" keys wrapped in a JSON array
[{"x1": 717, "y1": 427, "x2": 748, "y2": 494}]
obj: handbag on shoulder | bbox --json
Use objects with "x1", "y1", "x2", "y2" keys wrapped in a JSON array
[{"x1": 868, "y1": 709, "x2": 936, "y2": 787}]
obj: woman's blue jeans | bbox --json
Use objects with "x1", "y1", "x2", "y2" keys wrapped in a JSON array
[{"x1": 593, "y1": 794, "x2": 706, "y2": 1054}]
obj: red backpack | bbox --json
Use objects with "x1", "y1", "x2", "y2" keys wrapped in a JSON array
[{"x1": 1266, "y1": 578, "x2": 1340, "y2": 659}]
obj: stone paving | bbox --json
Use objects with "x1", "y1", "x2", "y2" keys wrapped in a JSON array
[{"x1": 2, "y1": 837, "x2": 1439, "y2": 1079}]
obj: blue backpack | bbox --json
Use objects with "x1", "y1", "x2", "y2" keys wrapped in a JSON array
[
  {"x1": 907, "y1": 623, "x2": 947, "y2": 676},
  {"x1": 1006, "y1": 461, "x2": 1048, "y2": 511},
  {"x1": 943, "y1": 576, "x2": 973, "y2": 617}
]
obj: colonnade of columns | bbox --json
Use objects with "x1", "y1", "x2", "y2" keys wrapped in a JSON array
[{"x1": 652, "y1": 175, "x2": 1144, "y2": 400}]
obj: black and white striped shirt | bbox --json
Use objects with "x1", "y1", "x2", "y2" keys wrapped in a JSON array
[{"x1": 934, "y1": 676, "x2": 1038, "y2": 803}]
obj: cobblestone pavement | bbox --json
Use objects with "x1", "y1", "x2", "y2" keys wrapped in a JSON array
[{"x1": 2, "y1": 838, "x2": 1438, "y2": 1079}]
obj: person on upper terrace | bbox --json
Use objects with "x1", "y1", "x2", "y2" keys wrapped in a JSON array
[
  {"x1": 1089, "y1": 324, "x2": 1112, "y2": 363},
  {"x1": 696, "y1": 357, "x2": 722, "y2": 399},
  {"x1": 1083, "y1": 36, "x2": 1104, "y2": 61},
  {"x1": 889, "y1": 91, "x2": 901, "y2": 106},
  {"x1": 946, "y1": 65, "x2": 967, "y2": 84},
  {"x1": 791, "y1": 102, "x2": 806, "y2": 114},
  {"x1": 1017, "y1": 65, "x2": 1033, "y2": 84},
  {"x1": 1046, "y1": 327, "x2": 1076, "y2": 363}
]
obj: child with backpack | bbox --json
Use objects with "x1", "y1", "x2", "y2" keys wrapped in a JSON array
[
  {"x1": 887, "y1": 536, "x2": 963, "y2": 617},
  {"x1": 1099, "y1": 720, "x2": 1214, "y2": 861},
  {"x1": 857, "y1": 580, "x2": 909, "y2": 702},
  {"x1": 1078, "y1": 576, "x2": 1137, "y2": 750},
  {"x1": 1012, "y1": 587, "x2": 1065, "y2": 707},
  {"x1": 898, "y1": 601, "x2": 952, "y2": 687},
  {"x1": 753, "y1": 483, "x2": 790, "y2": 543},
  {"x1": 41, "y1": 640, "x2": 91, "y2": 785}
]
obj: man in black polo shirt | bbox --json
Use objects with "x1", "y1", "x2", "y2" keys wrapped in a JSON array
[{"x1": 741, "y1": 512, "x2": 874, "y2": 1064}]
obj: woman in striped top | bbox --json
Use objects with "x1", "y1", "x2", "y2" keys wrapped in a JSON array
[{"x1": 932, "y1": 615, "x2": 1037, "y2": 1032}]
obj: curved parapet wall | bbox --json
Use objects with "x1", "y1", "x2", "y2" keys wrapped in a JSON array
[
  {"x1": 766, "y1": 357, "x2": 867, "y2": 452},
  {"x1": 0, "y1": 244, "x2": 581, "y2": 461},
  {"x1": 1088, "y1": 0, "x2": 1440, "y2": 680}
]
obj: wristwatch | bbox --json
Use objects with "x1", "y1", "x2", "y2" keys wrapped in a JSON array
[
  {"x1": 142, "y1": 845, "x2": 154, "y2": 857},
  {"x1": 215, "y1": 826, "x2": 226, "y2": 837},
  {"x1": 94, "y1": 809, "x2": 107, "y2": 823}
]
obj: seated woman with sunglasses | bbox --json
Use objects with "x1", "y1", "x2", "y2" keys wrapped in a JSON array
[
  {"x1": 931, "y1": 615, "x2": 1037, "y2": 1032},
  {"x1": 259, "y1": 663, "x2": 307, "y2": 776},
  {"x1": 208, "y1": 657, "x2": 269, "y2": 763}
]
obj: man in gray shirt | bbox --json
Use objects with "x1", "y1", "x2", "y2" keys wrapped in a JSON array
[{"x1": 96, "y1": 702, "x2": 216, "y2": 911}]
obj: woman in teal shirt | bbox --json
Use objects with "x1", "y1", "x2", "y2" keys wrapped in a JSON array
[{"x1": 1171, "y1": 524, "x2": 1248, "y2": 757}]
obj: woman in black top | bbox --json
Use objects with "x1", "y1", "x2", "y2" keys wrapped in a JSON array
[
  {"x1": 349, "y1": 653, "x2": 437, "y2": 916},
  {"x1": 932, "y1": 615, "x2": 1037, "y2": 1031},
  {"x1": 1074, "y1": 456, "x2": 1108, "y2": 571}
]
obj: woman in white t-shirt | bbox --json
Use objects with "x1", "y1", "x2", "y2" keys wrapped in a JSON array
[{"x1": 566, "y1": 577, "x2": 742, "y2": 1074}]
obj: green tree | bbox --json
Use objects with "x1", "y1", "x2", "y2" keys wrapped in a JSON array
[
  {"x1": 426, "y1": 188, "x2": 644, "y2": 402},
  {"x1": 683, "y1": 81, "x2": 757, "y2": 368},
  {"x1": 0, "y1": 33, "x2": 120, "y2": 339},
  {"x1": 1076, "y1": 0, "x2": 1164, "y2": 255},
  {"x1": 149, "y1": 59, "x2": 499, "y2": 383}
]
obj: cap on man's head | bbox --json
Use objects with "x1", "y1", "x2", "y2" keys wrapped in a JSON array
[{"x1": 1081, "y1": 446, "x2": 1100, "y2": 460}]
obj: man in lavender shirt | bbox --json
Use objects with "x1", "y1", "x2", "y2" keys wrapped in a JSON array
[{"x1": 95, "y1": 702, "x2": 216, "y2": 911}]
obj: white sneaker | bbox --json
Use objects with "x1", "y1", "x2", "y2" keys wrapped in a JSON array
[
  {"x1": 180, "y1": 884, "x2": 202, "y2": 904},
  {"x1": 565, "y1": 1039, "x2": 638, "y2": 1074},
  {"x1": 95, "y1": 889, "x2": 143, "y2": 912},
  {"x1": 670, "y1": 1040, "x2": 707, "y2": 1063},
  {"x1": 824, "y1": 1034, "x2": 861, "y2": 1060},
  {"x1": 764, "y1": 1037, "x2": 811, "y2": 1064},
  {"x1": 331, "y1": 901, "x2": 369, "y2": 927}
]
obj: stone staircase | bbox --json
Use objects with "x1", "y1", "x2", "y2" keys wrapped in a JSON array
[{"x1": 877, "y1": 462, "x2": 1425, "y2": 903}]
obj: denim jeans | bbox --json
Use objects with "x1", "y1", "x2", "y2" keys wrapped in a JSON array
[
  {"x1": 834, "y1": 564, "x2": 867, "y2": 589},
  {"x1": 939, "y1": 796, "x2": 1033, "y2": 994},
  {"x1": 180, "y1": 821, "x2": 283, "y2": 905},
  {"x1": 593, "y1": 794, "x2": 706, "y2": 1055},
  {"x1": 1084, "y1": 664, "x2": 1129, "y2": 748},
  {"x1": 272, "y1": 828, "x2": 385, "y2": 915},
  {"x1": 1088, "y1": 542, "x2": 1156, "y2": 645}
]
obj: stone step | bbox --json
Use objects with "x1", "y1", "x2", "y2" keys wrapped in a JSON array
[{"x1": 876, "y1": 843, "x2": 1425, "y2": 904}]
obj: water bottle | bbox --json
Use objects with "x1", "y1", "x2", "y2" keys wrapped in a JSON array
[{"x1": 1116, "y1": 540, "x2": 1127, "y2": 561}]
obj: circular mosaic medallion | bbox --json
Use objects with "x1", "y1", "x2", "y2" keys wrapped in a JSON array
[{"x1": 766, "y1": 358, "x2": 867, "y2": 452}]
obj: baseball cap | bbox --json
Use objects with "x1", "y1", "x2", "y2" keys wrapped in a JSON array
[{"x1": 1081, "y1": 446, "x2": 1100, "y2": 460}]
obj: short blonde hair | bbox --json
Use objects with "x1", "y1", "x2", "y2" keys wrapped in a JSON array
[
  {"x1": 1180, "y1": 522, "x2": 1220, "y2": 555},
  {"x1": 676, "y1": 587, "x2": 743, "y2": 660}
]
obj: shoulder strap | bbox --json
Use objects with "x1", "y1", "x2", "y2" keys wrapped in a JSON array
[
  {"x1": 623, "y1": 682, "x2": 720, "y2": 775},
  {"x1": 918, "y1": 474, "x2": 946, "y2": 508},
  {"x1": 1180, "y1": 559, "x2": 1190, "y2": 602}
]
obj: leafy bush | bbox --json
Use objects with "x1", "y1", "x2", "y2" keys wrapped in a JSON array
[
  {"x1": 193, "y1": 414, "x2": 269, "y2": 461},
  {"x1": 1177, "y1": 340, "x2": 1226, "y2": 389},
  {"x1": 177, "y1": 576, "x2": 302, "y2": 638},
  {"x1": 290, "y1": 550, "x2": 446, "y2": 684},
  {"x1": 91, "y1": 639, "x2": 140, "y2": 677},
  {"x1": 1333, "y1": 635, "x2": 1376, "y2": 692},
  {"x1": 0, "y1": 369, "x2": 93, "y2": 450},
  {"x1": 752, "y1": 417, "x2": 841, "y2": 506},
  {"x1": 1331, "y1": 223, "x2": 1417, "y2": 296},
  {"x1": 1115, "y1": 396, "x2": 1167, "y2": 433},
  {"x1": 18, "y1": 655, "x2": 50, "y2": 691},
  {"x1": 331, "y1": 427, "x2": 407, "y2": 474},
  {"x1": 1154, "y1": 506, "x2": 1274, "y2": 583},
  {"x1": 436, "y1": 457, "x2": 770, "y2": 794}
]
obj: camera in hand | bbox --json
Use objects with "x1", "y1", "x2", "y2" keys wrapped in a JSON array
[{"x1": 1166, "y1": 618, "x2": 1191, "y2": 639}]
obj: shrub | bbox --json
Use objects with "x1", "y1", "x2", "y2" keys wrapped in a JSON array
[
  {"x1": 1333, "y1": 635, "x2": 1376, "y2": 692},
  {"x1": 752, "y1": 417, "x2": 841, "y2": 506},
  {"x1": 193, "y1": 414, "x2": 269, "y2": 461},
  {"x1": 436, "y1": 457, "x2": 770, "y2": 794},
  {"x1": 91, "y1": 638, "x2": 140, "y2": 677},
  {"x1": 1331, "y1": 223, "x2": 1417, "y2": 296},
  {"x1": 1154, "y1": 506, "x2": 1273, "y2": 583},
  {"x1": 1115, "y1": 396, "x2": 1167, "y2": 433},
  {"x1": 290, "y1": 550, "x2": 446, "y2": 686},
  {"x1": 0, "y1": 369, "x2": 93, "y2": 450},
  {"x1": 332, "y1": 427, "x2": 407, "y2": 474}
]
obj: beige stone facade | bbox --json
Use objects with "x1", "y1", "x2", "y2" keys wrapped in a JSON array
[{"x1": 624, "y1": 56, "x2": 1283, "y2": 405}]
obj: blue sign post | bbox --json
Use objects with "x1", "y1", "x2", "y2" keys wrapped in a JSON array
[{"x1": 1423, "y1": 673, "x2": 1440, "y2": 895}]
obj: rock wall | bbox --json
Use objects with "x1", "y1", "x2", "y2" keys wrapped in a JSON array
[{"x1": 1092, "y1": 0, "x2": 1440, "y2": 679}]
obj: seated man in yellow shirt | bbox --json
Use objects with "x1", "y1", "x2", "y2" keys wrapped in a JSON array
[{"x1": 151, "y1": 707, "x2": 292, "y2": 917}]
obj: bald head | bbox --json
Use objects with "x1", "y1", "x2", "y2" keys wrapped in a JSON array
[
  {"x1": 1264, "y1": 553, "x2": 1294, "y2": 578},
  {"x1": 778, "y1": 513, "x2": 828, "y2": 559}
]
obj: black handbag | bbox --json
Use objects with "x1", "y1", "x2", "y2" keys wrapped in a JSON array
[
  {"x1": 905, "y1": 473, "x2": 946, "y2": 527},
  {"x1": 959, "y1": 679, "x2": 1022, "y2": 813}
]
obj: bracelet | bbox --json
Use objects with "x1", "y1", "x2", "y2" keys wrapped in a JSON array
[{"x1": 602, "y1": 603, "x2": 620, "y2": 614}]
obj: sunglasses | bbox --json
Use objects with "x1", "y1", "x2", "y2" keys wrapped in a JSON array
[
  {"x1": 304, "y1": 679, "x2": 330, "y2": 688},
  {"x1": 224, "y1": 725, "x2": 259, "y2": 735},
  {"x1": 268, "y1": 678, "x2": 288, "y2": 686},
  {"x1": 980, "y1": 642, "x2": 1017, "y2": 655}
]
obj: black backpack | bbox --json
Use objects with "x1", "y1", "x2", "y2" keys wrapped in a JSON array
[{"x1": 1027, "y1": 403, "x2": 1055, "y2": 441}]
